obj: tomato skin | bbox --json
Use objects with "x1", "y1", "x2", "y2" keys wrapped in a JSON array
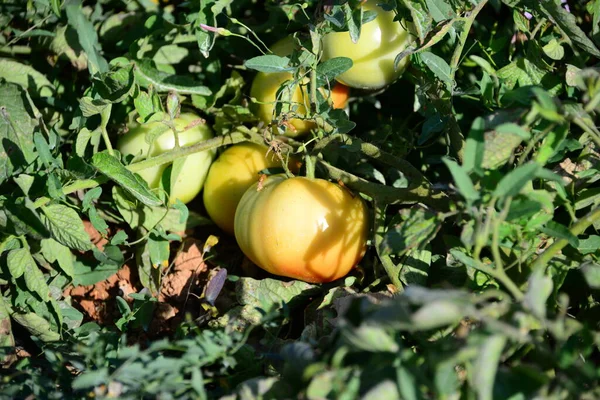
[
  {"x1": 117, "y1": 113, "x2": 215, "y2": 204},
  {"x1": 203, "y1": 142, "x2": 292, "y2": 235},
  {"x1": 330, "y1": 83, "x2": 350, "y2": 109},
  {"x1": 250, "y1": 37, "x2": 314, "y2": 138},
  {"x1": 234, "y1": 175, "x2": 369, "y2": 283},
  {"x1": 321, "y1": 0, "x2": 412, "y2": 90}
]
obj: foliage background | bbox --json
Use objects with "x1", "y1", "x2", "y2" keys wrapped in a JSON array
[{"x1": 1, "y1": 0, "x2": 600, "y2": 399}]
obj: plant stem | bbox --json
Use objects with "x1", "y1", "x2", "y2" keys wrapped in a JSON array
[
  {"x1": 447, "y1": 0, "x2": 488, "y2": 162},
  {"x1": 127, "y1": 128, "x2": 262, "y2": 173},
  {"x1": 318, "y1": 160, "x2": 450, "y2": 211},
  {"x1": 374, "y1": 201, "x2": 403, "y2": 290},
  {"x1": 529, "y1": 206, "x2": 600, "y2": 272},
  {"x1": 309, "y1": 27, "x2": 320, "y2": 114}
]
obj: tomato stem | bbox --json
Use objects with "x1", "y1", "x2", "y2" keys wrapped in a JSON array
[
  {"x1": 319, "y1": 159, "x2": 450, "y2": 211},
  {"x1": 529, "y1": 205, "x2": 600, "y2": 273}
]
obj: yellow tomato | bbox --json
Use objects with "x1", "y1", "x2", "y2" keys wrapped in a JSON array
[
  {"x1": 321, "y1": 0, "x2": 412, "y2": 90},
  {"x1": 203, "y1": 142, "x2": 297, "y2": 235},
  {"x1": 250, "y1": 37, "x2": 314, "y2": 138},
  {"x1": 234, "y1": 175, "x2": 369, "y2": 283},
  {"x1": 117, "y1": 113, "x2": 215, "y2": 204}
]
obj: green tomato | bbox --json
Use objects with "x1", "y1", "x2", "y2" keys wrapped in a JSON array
[
  {"x1": 321, "y1": 0, "x2": 412, "y2": 90},
  {"x1": 117, "y1": 112, "x2": 215, "y2": 204}
]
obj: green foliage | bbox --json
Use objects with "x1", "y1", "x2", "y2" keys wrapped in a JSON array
[{"x1": 1, "y1": 0, "x2": 600, "y2": 398}]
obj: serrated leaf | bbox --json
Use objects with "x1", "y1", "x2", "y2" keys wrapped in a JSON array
[
  {"x1": 542, "y1": 39, "x2": 565, "y2": 61},
  {"x1": 135, "y1": 59, "x2": 211, "y2": 95},
  {"x1": 244, "y1": 55, "x2": 294, "y2": 73},
  {"x1": 0, "y1": 59, "x2": 55, "y2": 97},
  {"x1": 0, "y1": 83, "x2": 39, "y2": 184},
  {"x1": 492, "y1": 162, "x2": 540, "y2": 199},
  {"x1": 421, "y1": 51, "x2": 452, "y2": 90},
  {"x1": 316, "y1": 57, "x2": 353, "y2": 86},
  {"x1": 443, "y1": 158, "x2": 480, "y2": 203},
  {"x1": 401, "y1": 0, "x2": 432, "y2": 44},
  {"x1": 40, "y1": 204, "x2": 93, "y2": 252},
  {"x1": 381, "y1": 207, "x2": 441, "y2": 257},
  {"x1": 65, "y1": 0, "x2": 109, "y2": 74},
  {"x1": 24, "y1": 260, "x2": 50, "y2": 302},
  {"x1": 426, "y1": 0, "x2": 456, "y2": 22},
  {"x1": 41, "y1": 238, "x2": 75, "y2": 278},
  {"x1": 92, "y1": 151, "x2": 163, "y2": 207},
  {"x1": 79, "y1": 97, "x2": 110, "y2": 117},
  {"x1": 236, "y1": 277, "x2": 320, "y2": 313},
  {"x1": 540, "y1": 221, "x2": 579, "y2": 248},
  {"x1": 11, "y1": 311, "x2": 60, "y2": 342},
  {"x1": 536, "y1": 0, "x2": 600, "y2": 58},
  {"x1": 7, "y1": 248, "x2": 29, "y2": 279},
  {"x1": 578, "y1": 236, "x2": 600, "y2": 255}
]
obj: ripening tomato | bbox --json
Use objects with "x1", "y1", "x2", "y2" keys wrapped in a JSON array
[
  {"x1": 117, "y1": 113, "x2": 215, "y2": 204},
  {"x1": 234, "y1": 175, "x2": 369, "y2": 283},
  {"x1": 203, "y1": 142, "x2": 298, "y2": 235},
  {"x1": 250, "y1": 37, "x2": 314, "y2": 138},
  {"x1": 250, "y1": 38, "x2": 350, "y2": 137},
  {"x1": 321, "y1": 0, "x2": 412, "y2": 90},
  {"x1": 330, "y1": 83, "x2": 350, "y2": 109}
]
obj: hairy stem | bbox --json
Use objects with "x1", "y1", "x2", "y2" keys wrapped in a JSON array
[
  {"x1": 530, "y1": 206, "x2": 600, "y2": 272},
  {"x1": 318, "y1": 160, "x2": 449, "y2": 211}
]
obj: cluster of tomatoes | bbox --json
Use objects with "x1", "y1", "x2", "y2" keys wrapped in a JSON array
[{"x1": 118, "y1": 1, "x2": 411, "y2": 283}]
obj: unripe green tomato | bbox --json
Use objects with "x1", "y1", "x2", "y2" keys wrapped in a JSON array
[
  {"x1": 234, "y1": 175, "x2": 369, "y2": 283},
  {"x1": 321, "y1": 0, "x2": 412, "y2": 90},
  {"x1": 250, "y1": 37, "x2": 314, "y2": 138},
  {"x1": 203, "y1": 142, "x2": 297, "y2": 235},
  {"x1": 117, "y1": 112, "x2": 215, "y2": 204}
]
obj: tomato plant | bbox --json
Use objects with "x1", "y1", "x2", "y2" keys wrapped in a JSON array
[
  {"x1": 234, "y1": 175, "x2": 369, "y2": 283},
  {"x1": 117, "y1": 113, "x2": 215, "y2": 204},
  {"x1": 203, "y1": 142, "x2": 297, "y2": 235},
  {"x1": 321, "y1": 0, "x2": 412, "y2": 90}
]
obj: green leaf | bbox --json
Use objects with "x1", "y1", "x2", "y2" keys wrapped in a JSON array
[
  {"x1": 540, "y1": 221, "x2": 580, "y2": 248},
  {"x1": 40, "y1": 204, "x2": 93, "y2": 252},
  {"x1": 79, "y1": 97, "x2": 110, "y2": 117},
  {"x1": 542, "y1": 39, "x2": 565, "y2": 61},
  {"x1": 134, "y1": 59, "x2": 212, "y2": 96},
  {"x1": 316, "y1": 57, "x2": 353, "y2": 86},
  {"x1": 581, "y1": 262, "x2": 600, "y2": 289},
  {"x1": 0, "y1": 82, "x2": 39, "y2": 184},
  {"x1": 93, "y1": 64, "x2": 135, "y2": 103},
  {"x1": 72, "y1": 259, "x2": 119, "y2": 286},
  {"x1": 65, "y1": 0, "x2": 109, "y2": 74},
  {"x1": 148, "y1": 233, "x2": 170, "y2": 269},
  {"x1": 536, "y1": 0, "x2": 600, "y2": 58},
  {"x1": 340, "y1": 324, "x2": 399, "y2": 352},
  {"x1": 578, "y1": 236, "x2": 600, "y2": 255},
  {"x1": 426, "y1": 0, "x2": 456, "y2": 22},
  {"x1": 92, "y1": 151, "x2": 162, "y2": 207},
  {"x1": 112, "y1": 187, "x2": 185, "y2": 232},
  {"x1": 536, "y1": 123, "x2": 568, "y2": 165},
  {"x1": 473, "y1": 335, "x2": 506, "y2": 400},
  {"x1": 401, "y1": 0, "x2": 432, "y2": 44},
  {"x1": 492, "y1": 162, "x2": 540, "y2": 199},
  {"x1": 7, "y1": 247, "x2": 30, "y2": 279},
  {"x1": 11, "y1": 311, "x2": 60, "y2": 342},
  {"x1": 381, "y1": 207, "x2": 441, "y2": 257},
  {"x1": 443, "y1": 158, "x2": 480, "y2": 204},
  {"x1": 421, "y1": 51, "x2": 452, "y2": 90},
  {"x1": 24, "y1": 258, "x2": 50, "y2": 302},
  {"x1": 244, "y1": 55, "x2": 294, "y2": 73},
  {"x1": 0, "y1": 59, "x2": 55, "y2": 97},
  {"x1": 236, "y1": 277, "x2": 320, "y2": 312},
  {"x1": 524, "y1": 269, "x2": 553, "y2": 318},
  {"x1": 41, "y1": 238, "x2": 75, "y2": 277},
  {"x1": 72, "y1": 368, "x2": 109, "y2": 390},
  {"x1": 0, "y1": 296, "x2": 15, "y2": 359}
]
